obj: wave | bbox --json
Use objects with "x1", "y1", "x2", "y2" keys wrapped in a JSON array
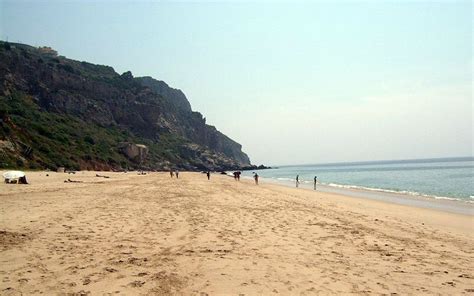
[
  {"x1": 320, "y1": 182, "x2": 472, "y2": 203},
  {"x1": 276, "y1": 177, "x2": 295, "y2": 182},
  {"x1": 259, "y1": 175, "x2": 472, "y2": 203}
]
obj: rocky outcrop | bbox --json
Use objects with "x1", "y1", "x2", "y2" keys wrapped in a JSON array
[
  {"x1": 119, "y1": 143, "x2": 149, "y2": 162},
  {"x1": 136, "y1": 76, "x2": 192, "y2": 112},
  {"x1": 0, "y1": 41, "x2": 252, "y2": 171}
]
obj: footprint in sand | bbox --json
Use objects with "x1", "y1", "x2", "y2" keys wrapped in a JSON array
[{"x1": 129, "y1": 280, "x2": 145, "y2": 287}]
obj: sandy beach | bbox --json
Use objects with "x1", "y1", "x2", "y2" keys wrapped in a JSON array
[{"x1": 1, "y1": 171, "x2": 473, "y2": 295}]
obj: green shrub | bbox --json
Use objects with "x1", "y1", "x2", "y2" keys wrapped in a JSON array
[
  {"x1": 16, "y1": 159, "x2": 24, "y2": 167},
  {"x1": 84, "y1": 135, "x2": 95, "y2": 144}
]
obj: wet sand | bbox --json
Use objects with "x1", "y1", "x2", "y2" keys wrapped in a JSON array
[
  {"x1": 260, "y1": 177, "x2": 474, "y2": 216},
  {"x1": 1, "y1": 171, "x2": 473, "y2": 295}
]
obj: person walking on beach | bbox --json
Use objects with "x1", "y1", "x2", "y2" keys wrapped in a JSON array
[
  {"x1": 314, "y1": 176, "x2": 317, "y2": 190},
  {"x1": 254, "y1": 173, "x2": 259, "y2": 185},
  {"x1": 296, "y1": 175, "x2": 300, "y2": 188},
  {"x1": 206, "y1": 171, "x2": 210, "y2": 180},
  {"x1": 175, "y1": 170, "x2": 179, "y2": 179},
  {"x1": 170, "y1": 170, "x2": 174, "y2": 178},
  {"x1": 233, "y1": 171, "x2": 241, "y2": 181}
]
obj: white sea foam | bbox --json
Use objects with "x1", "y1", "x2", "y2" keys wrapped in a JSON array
[
  {"x1": 276, "y1": 177, "x2": 294, "y2": 182},
  {"x1": 320, "y1": 182, "x2": 472, "y2": 203},
  {"x1": 240, "y1": 158, "x2": 473, "y2": 205}
]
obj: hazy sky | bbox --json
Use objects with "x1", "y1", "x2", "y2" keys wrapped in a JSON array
[{"x1": 1, "y1": 0, "x2": 472, "y2": 165}]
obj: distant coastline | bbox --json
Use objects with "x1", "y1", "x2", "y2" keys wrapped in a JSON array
[{"x1": 239, "y1": 164, "x2": 272, "y2": 171}]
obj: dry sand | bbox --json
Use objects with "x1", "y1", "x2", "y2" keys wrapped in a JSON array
[{"x1": 0, "y1": 171, "x2": 473, "y2": 295}]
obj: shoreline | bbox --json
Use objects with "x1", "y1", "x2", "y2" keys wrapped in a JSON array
[{"x1": 244, "y1": 175, "x2": 474, "y2": 216}]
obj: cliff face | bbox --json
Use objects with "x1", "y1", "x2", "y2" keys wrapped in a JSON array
[
  {"x1": 135, "y1": 76, "x2": 192, "y2": 112},
  {"x1": 0, "y1": 42, "x2": 252, "y2": 171}
]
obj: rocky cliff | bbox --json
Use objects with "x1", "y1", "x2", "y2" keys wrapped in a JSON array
[
  {"x1": 0, "y1": 41, "x2": 252, "y2": 171},
  {"x1": 135, "y1": 76, "x2": 192, "y2": 112}
]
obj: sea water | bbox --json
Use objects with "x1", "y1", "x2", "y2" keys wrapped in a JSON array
[{"x1": 241, "y1": 157, "x2": 474, "y2": 212}]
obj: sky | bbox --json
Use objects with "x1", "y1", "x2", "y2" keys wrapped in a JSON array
[{"x1": 1, "y1": 0, "x2": 472, "y2": 165}]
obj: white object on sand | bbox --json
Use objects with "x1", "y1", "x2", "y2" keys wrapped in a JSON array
[{"x1": 3, "y1": 170, "x2": 26, "y2": 180}]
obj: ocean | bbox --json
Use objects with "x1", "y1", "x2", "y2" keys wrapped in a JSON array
[{"x1": 240, "y1": 157, "x2": 474, "y2": 214}]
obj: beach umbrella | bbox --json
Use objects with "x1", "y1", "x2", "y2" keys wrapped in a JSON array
[{"x1": 2, "y1": 171, "x2": 25, "y2": 180}]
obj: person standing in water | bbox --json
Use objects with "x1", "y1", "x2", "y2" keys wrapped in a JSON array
[
  {"x1": 314, "y1": 176, "x2": 317, "y2": 190},
  {"x1": 254, "y1": 173, "x2": 259, "y2": 185},
  {"x1": 296, "y1": 175, "x2": 300, "y2": 188},
  {"x1": 206, "y1": 171, "x2": 210, "y2": 180}
]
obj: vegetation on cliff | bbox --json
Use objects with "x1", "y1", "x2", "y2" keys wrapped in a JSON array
[{"x1": 0, "y1": 41, "x2": 253, "y2": 171}]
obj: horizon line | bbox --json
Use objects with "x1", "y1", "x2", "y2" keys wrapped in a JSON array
[{"x1": 269, "y1": 155, "x2": 474, "y2": 168}]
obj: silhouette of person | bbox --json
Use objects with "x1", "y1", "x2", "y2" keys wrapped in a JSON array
[
  {"x1": 170, "y1": 170, "x2": 174, "y2": 178},
  {"x1": 296, "y1": 175, "x2": 300, "y2": 188},
  {"x1": 254, "y1": 173, "x2": 259, "y2": 185},
  {"x1": 175, "y1": 170, "x2": 179, "y2": 179},
  {"x1": 234, "y1": 171, "x2": 241, "y2": 181},
  {"x1": 207, "y1": 171, "x2": 210, "y2": 180},
  {"x1": 314, "y1": 176, "x2": 317, "y2": 190}
]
